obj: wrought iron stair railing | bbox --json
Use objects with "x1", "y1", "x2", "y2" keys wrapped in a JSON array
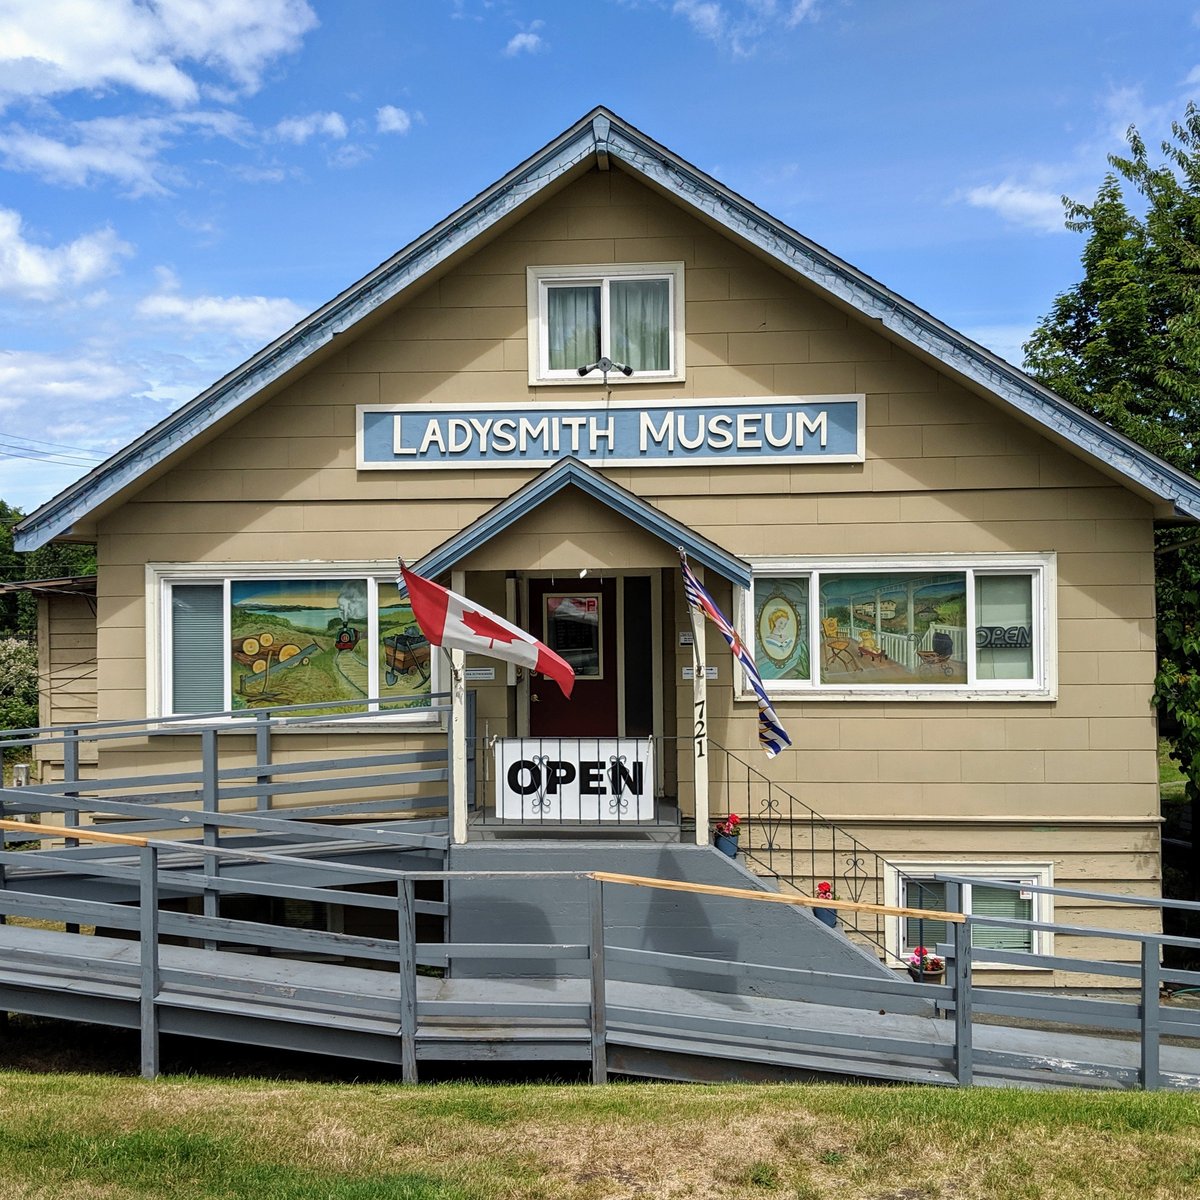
[{"x1": 708, "y1": 741, "x2": 941, "y2": 968}]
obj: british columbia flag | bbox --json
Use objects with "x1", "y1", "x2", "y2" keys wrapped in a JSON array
[{"x1": 681, "y1": 553, "x2": 791, "y2": 759}]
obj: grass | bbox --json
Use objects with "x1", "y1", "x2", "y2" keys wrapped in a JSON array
[
  {"x1": 0, "y1": 1070, "x2": 1198, "y2": 1199},
  {"x1": 1160, "y1": 737, "x2": 1188, "y2": 804}
]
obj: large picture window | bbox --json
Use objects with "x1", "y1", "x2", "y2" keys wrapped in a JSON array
[
  {"x1": 742, "y1": 555, "x2": 1054, "y2": 698},
  {"x1": 527, "y1": 262, "x2": 685, "y2": 384},
  {"x1": 159, "y1": 569, "x2": 434, "y2": 720}
]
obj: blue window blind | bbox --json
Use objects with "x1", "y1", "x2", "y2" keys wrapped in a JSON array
[{"x1": 171, "y1": 584, "x2": 224, "y2": 714}]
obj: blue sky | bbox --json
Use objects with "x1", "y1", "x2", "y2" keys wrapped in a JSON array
[{"x1": 2, "y1": 0, "x2": 1198, "y2": 513}]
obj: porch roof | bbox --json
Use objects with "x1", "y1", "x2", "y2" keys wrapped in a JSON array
[{"x1": 413, "y1": 457, "x2": 751, "y2": 587}]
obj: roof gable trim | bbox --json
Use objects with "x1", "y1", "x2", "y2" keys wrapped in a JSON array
[
  {"x1": 598, "y1": 121, "x2": 1200, "y2": 518},
  {"x1": 414, "y1": 457, "x2": 752, "y2": 588},
  {"x1": 14, "y1": 115, "x2": 609, "y2": 552}
]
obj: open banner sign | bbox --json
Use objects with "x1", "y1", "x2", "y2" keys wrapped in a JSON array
[{"x1": 494, "y1": 738, "x2": 654, "y2": 821}]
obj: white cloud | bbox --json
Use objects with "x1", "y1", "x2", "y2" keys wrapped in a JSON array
[
  {"x1": 673, "y1": 1, "x2": 724, "y2": 40},
  {"x1": 136, "y1": 268, "x2": 306, "y2": 342},
  {"x1": 376, "y1": 105, "x2": 412, "y2": 134},
  {"x1": 0, "y1": 110, "x2": 252, "y2": 195},
  {"x1": 504, "y1": 20, "x2": 545, "y2": 56},
  {"x1": 328, "y1": 143, "x2": 371, "y2": 169},
  {"x1": 785, "y1": 0, "x2": 818, "y2": 24},
  {"x1": 961, "y1": 181, "x2": 1068, "y2": 234},
  {"x1": 0, "y1": 0, "x2": 318, "y2": 109},
  {"x1": 230, "y1": 163, "x2": 289, "y2": 183},
  {"x1": 504, "y1": 31, "x2": 543, "y2": 55},
  {"x1": 671, "y1": 0, "x2": 820, "y2": 54},
  {"x1": 272, "y1": 110, "x2": 348, "y2": 143},
  {"x1": 0, "y1": 209, "x2": 132, "y2": 301},
  {"x1": 0, "y1": 348, "x2": 140, "y2": 412}
]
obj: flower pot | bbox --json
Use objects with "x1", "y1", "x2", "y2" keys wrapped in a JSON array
[
  {"x1": 813, "y1": 907, "x2": 838, "y2": 928},
  {"x1": 714, "y1": 832, "x2": 739, "y2": 858},
  {"x1": 907, "y1": 966, "x2": 945, "y2": 984}
]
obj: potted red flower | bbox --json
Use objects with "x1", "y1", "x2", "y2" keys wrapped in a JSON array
[
  {"x1": 813, "y1": 880, "x2": 838, "y2": 928},
  {"x1": 713, "y1": 813, "x2": 741, "y2": 857},
  {"x1": 906, "y1": 946, "x2": 945, "y2": 982}
]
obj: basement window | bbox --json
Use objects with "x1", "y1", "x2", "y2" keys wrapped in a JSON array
[{"x1": 886, "y1": 862, "x2": 1053, "y2": 967}]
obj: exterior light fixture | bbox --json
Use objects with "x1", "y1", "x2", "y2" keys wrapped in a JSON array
[{"x1": 577, "y1": 355, "x2": 634, "y2": 384}]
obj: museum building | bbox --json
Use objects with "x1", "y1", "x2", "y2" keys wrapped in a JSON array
[{"x1": 15, "y1": 108, "x2": 1200, "y2": 979}]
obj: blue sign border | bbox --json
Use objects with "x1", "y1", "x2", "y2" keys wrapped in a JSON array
[{"x1": 357, "y1": 395, "x2": 864, "y2": 469}]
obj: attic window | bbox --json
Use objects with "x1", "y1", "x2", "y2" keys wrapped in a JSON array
[{"x1": 527, "y1": 262, "x2": 685, "y2": 384}]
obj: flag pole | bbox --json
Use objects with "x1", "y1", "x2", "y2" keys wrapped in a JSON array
[
  {"x1": 681, "y1": 551, "x2": 711, "y2": 846},
  {"x1": 449, "y1": 568, "x2": 469, "y2": 845}
]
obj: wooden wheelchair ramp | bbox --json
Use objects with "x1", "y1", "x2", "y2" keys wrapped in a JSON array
[{"x1": 3, "y1": 820, "x2": 1200, "y2": 1090}]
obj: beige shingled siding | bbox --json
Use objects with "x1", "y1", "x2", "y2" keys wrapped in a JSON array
[
  {"x1": 85, "y1": 164, "x2": 1162, "y2": 978},
  {"x1": 32, "y1": 591, "x2": 98, "y2": 781}
]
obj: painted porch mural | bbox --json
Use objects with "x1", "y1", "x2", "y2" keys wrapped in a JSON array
[{"x1": 818, "y1": 572, "x2": 968, "y2": 684}]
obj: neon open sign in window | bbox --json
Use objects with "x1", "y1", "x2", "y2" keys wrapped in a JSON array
[{"x1": 975, "y1": 626, "x2": 1031, "y2": 648}]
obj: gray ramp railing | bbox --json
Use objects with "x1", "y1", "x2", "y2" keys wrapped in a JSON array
[
  {"x1": 0, "y1": 697, "x2": 453, "y2": 854},
  {"x1": 3, "y1": 821, "x2": 1200, "y2": 1090}
]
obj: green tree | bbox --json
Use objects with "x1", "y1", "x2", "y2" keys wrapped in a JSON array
[
  {"x1": 0, "y1": 500, "x2": 95, "y2": 637},
  {"x1": 1025, "y1": 105, "x2": 1200, "y2": 891},
  {"x1": 0, "y1": 500, "x2": 23, "y2": 635}
]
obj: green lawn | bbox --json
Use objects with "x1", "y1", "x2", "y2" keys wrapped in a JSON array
[
  {"x1": 1160, "y1": 737, "x2": 1188, "y2": 804},
  {"x1": 1, "y1": 1072, "x2": 1198, "y2": 1199}
]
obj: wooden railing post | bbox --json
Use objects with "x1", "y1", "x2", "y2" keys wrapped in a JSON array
[
  {"x1": 397, "y1": 876, "x2": 418, "y2": 1082},
  {"x1": 62, "y1": 729, "x2": 81, "y2": 933},
  {"x1": 1141, "y1": 938, "x2": 1161, "y2": 1090},
  {"x1": 62, "y1": 729, "x2": 80, "y2": 839},
  {"x1": 254, "y1": 711, "x2": 272, "y2": 811},
  {"x1": 139, "y1": 844, "x2": 160, "y2": 1079},
  {"x1": 946, "y1": 881, "x2": 973, "y2": 1086},
  {"x1": 589, "y1": 876, "x2": 608, "y2": 1083},
  {"x1": 200, "y1": 727, "x2": 219, "y2": 949}
]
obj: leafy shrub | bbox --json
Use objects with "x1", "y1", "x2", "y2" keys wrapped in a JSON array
[{"x1": 0, "y1": 637, "x2": 38, "y2": 738}]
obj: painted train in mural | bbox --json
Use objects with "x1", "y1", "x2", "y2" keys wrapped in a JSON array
[{"x1": 229, "y1": 579, "x2": 431, "y2": 713}]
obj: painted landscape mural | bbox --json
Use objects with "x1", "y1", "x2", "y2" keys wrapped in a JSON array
[
  {"x1": 230, "y1": 579, "x2": 368, "y2": 715},
  {"x1": 229, "y1": 579, "x2": 432, "y2": 714}
]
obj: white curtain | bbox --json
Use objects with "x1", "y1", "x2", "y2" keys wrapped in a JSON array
[
  {"x1": 611, "y1": 278, "x2": 669, "y2": 371},
  {"x1": 547, "y1": 285, "x2": 600, "y2": 371}
]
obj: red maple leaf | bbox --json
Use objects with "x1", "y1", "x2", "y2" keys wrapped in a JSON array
[{"x1": 462, "y1": 608, "x2": 520, "y2": 646}]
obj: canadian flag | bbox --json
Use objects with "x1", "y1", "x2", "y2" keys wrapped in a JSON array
[{"x1": 399, "y1": 563, "x2": 575, "y2": 699}]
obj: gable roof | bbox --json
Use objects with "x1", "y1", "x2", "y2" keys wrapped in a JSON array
[
  {"x1": 414, "y1": 456, "x2": 751, "y2": 587},
  {"x1": 15, "y1": 106, "x2": 1200, "y2": 550}
]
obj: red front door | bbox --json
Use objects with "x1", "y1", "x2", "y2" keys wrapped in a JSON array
[{"x1": 528, "y1": 576, "x2": 618, "y2": 737}]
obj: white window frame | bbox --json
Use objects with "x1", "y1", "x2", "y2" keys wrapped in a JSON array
[
  {"x1": 526, "y1": 261, "x2": 686, "y2": 385},
  {"x1": 146, "y1": 562, "x2": 440, "y2": 727},
  {"x1": 884, "y1": 860, "x2": 1054, "y2": 970},
  {"x1": 735, "y1": 553, "x2": 1057, "y2": 701}
]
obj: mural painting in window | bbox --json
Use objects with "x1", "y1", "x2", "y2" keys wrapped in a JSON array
[
  {"x1": 754, "y1": 578, "x2": 810, "y2": 681},
  {"x1": 230, "y1": 579, "x2": 369, "y2": 714},
  {"x1": 819, "y1": 572, "x2": 968, "y2": 685},
  {"x1": 378, "y1": 581, "x2": 432, "y2": 709}
]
